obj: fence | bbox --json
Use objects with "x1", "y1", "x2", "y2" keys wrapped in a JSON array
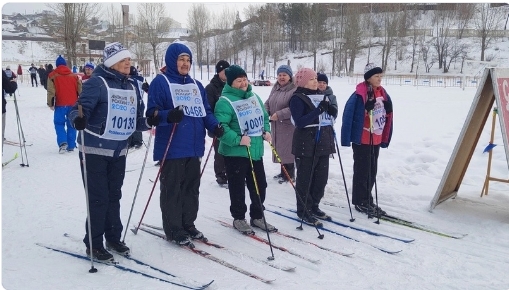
[{"x1": 347, "y1": 73, "x2": 481, "y2": 89}]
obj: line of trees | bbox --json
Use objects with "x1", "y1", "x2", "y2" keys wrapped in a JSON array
[{"x1": 39, "y1": 3, "x2": 509, "y2": 76}]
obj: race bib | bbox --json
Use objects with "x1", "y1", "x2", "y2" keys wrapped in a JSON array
[
  {"x1": 308, "y1": 94, "x2": 333, "y2": 126},
  {"x1": 222, "y1": 96, "x2": 264, "y2": 136},
  {"x1": 163, "y1": 75, "x2": 206, "y2": 118}
]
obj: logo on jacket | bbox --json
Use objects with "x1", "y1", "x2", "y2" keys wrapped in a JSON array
[
  {"x1": 193, "y1": 89, "x2": 198, "y2": 96},
  {"x1": 130, "y1": 95, "x2": 135, "y2": 106}
]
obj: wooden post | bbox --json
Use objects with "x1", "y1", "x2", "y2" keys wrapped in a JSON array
[{"x1": 481, "y1": 108, "x2": 498, "y2": 197}]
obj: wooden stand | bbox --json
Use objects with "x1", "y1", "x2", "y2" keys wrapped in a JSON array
[{"x1": 481, "y1": 107, "x2": 509, "y2": 197}]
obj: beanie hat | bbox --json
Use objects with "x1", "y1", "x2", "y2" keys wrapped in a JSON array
[
  {"x1": 215, "y1": 60, "x2": 230, "y2": 74},
  {"x1": 225, "y1": 65, "x2": 247, "y2": 86},
  {"x1": 277, "y1": 65, "x2": 293, "y2": 78},
  {"x1": 6, "y1": 65, "x2": 10, "y2": 70},
  {"x1": 56, "y1": 55, "x2": 66, "y2": 67},
  {"x1": 317, "y1": 73, "x2": 328, "y2": 84},
  {"x1": 364, "y1": 63, "x2": 383, "y2": 81},
  {"x1": 103, "y1": 42, "x2": 131, "y2": 68},
  {"x1": 84, "y1": 62, "x2": 94, "y2": 70},
  {"x1": 294, "y1": 68, "x2": 317, "y2": 88}
]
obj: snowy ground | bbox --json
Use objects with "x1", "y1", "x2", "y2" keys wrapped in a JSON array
[{"x1": 2, "y1": 77, "x2": 509, "y2": 290}]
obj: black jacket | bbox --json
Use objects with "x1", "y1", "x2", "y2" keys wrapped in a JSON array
[
  {"x1": 205, "y1": 74, "x2": 226, "y2": 137},
  {"x1": 289, "y1": 87, "x2": 336, "y2": 158}
]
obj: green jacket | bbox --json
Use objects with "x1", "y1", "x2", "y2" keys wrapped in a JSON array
[{"x1": 214, "y1": 84, "x2": 270, "y2": 160}]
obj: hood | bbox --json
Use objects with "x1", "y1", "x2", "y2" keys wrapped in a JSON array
[
  {"x1": 54, "y1": 65, "x2": 72, "y2": 75},
  {"x1": 164, "y1": 43, "x2": 193, "y2": 79}
]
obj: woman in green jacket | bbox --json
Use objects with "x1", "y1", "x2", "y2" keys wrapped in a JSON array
[{"x1": 214, "y1": 65, "x2": 276, "y2": 234}]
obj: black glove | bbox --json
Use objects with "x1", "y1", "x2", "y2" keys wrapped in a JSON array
[
  {"x1": 318, "y1": 100, "x2": 329, "y2": 113},
  {"x1": 147, "y1": 114, "x2": 160, "y2": 126},
  {"x1": 365, "y1": 98, "x2": 375, "y2": 111},
  {"x1": 327, "y1": 105, "x2": 338, "y2": 118},
  {"x1": 383, "y1": 100, "x2": 393, "y2": 114},
  {"x1": 74, "y1": 116, "x2": 87, "y2": 130},
  {"x1": 213, "y1": 124, "x2": 224, "y2": 138},
  {"x1": 142, "y1": 82, "x2": 149, "y2": 93},
  {"x1": 167, "y1": 107, "x2": 184, "y2": 123}
]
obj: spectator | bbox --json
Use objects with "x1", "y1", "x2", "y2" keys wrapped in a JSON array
[
  {"x1": 4, "y1": 66, "x2": 17, "y2": 97},
  {"x1": 16, "y1": 64, "x2": 23, "y2": 84},
  {"x1": 28, "y1": 63, "x2": 38, "y2": 87},
  {"x1": 82, "y1": 62, "x2": 94, "y2": 82},
  {"x1": 264, "y1": 65, "x2": 297, "y2": 184},
  {"x1": 205, "y1": 60, "x2": 230, "y2": 187},
  {"x1": 38, "y1": 65, "x2": 48, "y2": 90}
]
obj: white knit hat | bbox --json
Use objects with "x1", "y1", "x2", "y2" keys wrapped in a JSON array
[{"x1": 103, "y1": 42, "x2": 131, "y2": 68}]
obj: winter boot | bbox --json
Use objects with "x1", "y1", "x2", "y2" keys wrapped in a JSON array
[
  {"x1": 250, "y1": 217, "x2": 277, "y2": 232},
  {"x1": 59, "y1": 142, "x2": 68, "y2": 154},
  {"x1": 298, "y1": 213, "x2": 323, "y2": 228},
  {"x1": 86, "y1": 247, "x2": 114, "y2": 262},
  {"x1": 311, "y1": 207, "x2": 331, "y2": 221},
  {"x1": 355, "y1": 203, "x2": 381, "y2": 217},
  {"x1": 105, "y1": 240, "x2": 130, "y2": 256},
  {"x1": 172, "y1": 230, "x2": 193, "y2": 247},
  {"x1": 185, "y1": 226, "x2": 204, "y2": 240},
  {"x1": 233, "y1": 219, "x2": 254, "y2": 235},
  {"x1": 216, "y1": 174, "x2": 228, "y2": 187}
]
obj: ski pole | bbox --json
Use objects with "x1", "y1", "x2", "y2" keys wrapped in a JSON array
[
  {"x1": 267, "y1": 141, "x2": 324, "y2": 239},
  {"x1": 369, "y1": 111, "x2": 380, "y2": 224},
  {"x1": 132, "y1": 123, "x2": 178, "y2": 235},
  {"x1": 78, "y1": 104, "x2": 97, "y2": 273},
  {"x1": 200, "y1": 136, "x2": 216, "y2": 177},
  {"x1": 12, "y1": 91, "x2": 29, "y2": 167},
  {"x1": 122, "y1": 112, "x2": 157, "y2": 243},
  {"x1": 331, "y1": 118, "x2": 355, "y2": 222},
  {"x1": 244, "y1": 132, "x2": 275, "y2": 260}
]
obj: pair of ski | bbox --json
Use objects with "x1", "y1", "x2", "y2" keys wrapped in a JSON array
[
  {"x1": 3, "y1": 139, "x2": 33, "y2": 146},
  {"x1": 321, "y1": 201, "x2": 467, "y2": 239},
  {"x1": 137, "y1": 224, "x2": 281, "y2": 284},
  {"x1": 37, "y1": 235, "x2": 214, "y2": 290}
]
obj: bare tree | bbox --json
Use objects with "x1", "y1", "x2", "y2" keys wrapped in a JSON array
[
  {"x1": 105, "y1": 4, "x2": 122, "y2": 44},
  {"x1": 342, "y1": 4, "x2": 363, "y2": 76},
  {"x1": 378, "y1": 4, "x2": 404, "y2": 71},
  {"x1": 47, "y1": 3, "x2": 100, "y2": 66},
  {"x1": 431, "y1": 4, "x2": 456, "y2": 70},
  {"x1": 188, "y1": 4, "x2": 210, "y2": 78},
  {"x1": 474, "y1": 3, "x2": 506, "y2": 61},
  {"x1": 137, "y1": 3, "x2": 173, "y2": 73},
  {"x1": 456, "y1": 3, "x2": 476, "y2": 39}
]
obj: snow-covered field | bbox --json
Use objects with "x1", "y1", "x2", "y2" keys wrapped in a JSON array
[{"x1": 2, "y1": 75, "x2": 509, "y2": 289}]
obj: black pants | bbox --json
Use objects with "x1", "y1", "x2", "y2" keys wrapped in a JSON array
[
  {"x1": 351, "y1": 143, "x2": 380, "y2": 205},
  {"x1": 30, "y1": 74, "x2": 37, "y2": 86},
  {"x1": 294, "y1": 155, "x2": 329, "y2": 217},
  {"x1": 213, "y1": 138, "x2": 226, "y2": 179},
  {"x1": 224, "y1": 156, "x2": 267, "y2": 220},
  {"x1": 79, "y1": 153, "x2": 126, "y2": 249},
  {"x1": 159, "y1": 157, "x2": 201, "y2": 240}
]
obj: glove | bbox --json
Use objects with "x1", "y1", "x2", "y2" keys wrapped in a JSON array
[
  {"x1": 383, "y1": 100, "x2": 393, "y2": 114},
  {"x1": 327, "y1": 105, "x2": 338, "y2": 118},
  {"x1": 318, "y1": 100, "x2": 329, "y2": 113},
  {"x1": 213, "y1": 124, "x2": 224, "y2": 138},
  {"x1": 147, "y1": 114, "x2": 160, "y2": 126},
  {"x1": 365, "y1": 98, "x2": 375, "y2": 111},
  {"x1": 142, "y1": 82, "x2": 149, "y2": 93},
  {"x1": 167, "y1": 107, "x2": 184, "y2": 123},
  {"x1": 74, "y1": 116, "x2": 87, "y2": 130}
]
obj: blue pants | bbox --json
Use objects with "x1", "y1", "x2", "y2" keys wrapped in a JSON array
[
  {"x1": 54, "y1": 106, "x2": 76, "y2": 149},
  {"x1": 80, "y1": 153, "x2": 126, "y2": 249}
]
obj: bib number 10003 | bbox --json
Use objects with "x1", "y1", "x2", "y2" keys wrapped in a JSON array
[{"x1": 111, "y1": 116, "x2": 135, "y2": 130}]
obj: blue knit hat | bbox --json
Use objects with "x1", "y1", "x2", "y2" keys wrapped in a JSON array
[
  {"x1": 84, "y1": 62, "x2": 94, "y2": 70},
  {"x1": 277, "y1": 65, "x2": 293, "y2": 78},
  {"x1": 56, "y1": 55, "x2": 66, "y2": 67}
]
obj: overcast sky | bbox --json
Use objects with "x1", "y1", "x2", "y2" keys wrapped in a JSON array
[{"x1": 1, "y1": 2, "x2": 261, "y2": 27}]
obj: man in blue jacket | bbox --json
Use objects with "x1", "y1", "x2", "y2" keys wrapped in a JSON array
[{"x1": 146, "y1": 43, "x2": 224, "y2": 246}]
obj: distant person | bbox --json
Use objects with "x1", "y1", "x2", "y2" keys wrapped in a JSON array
[
  {"x1": 47, "y1": 55, "x2": 82, "y2": 153},
  {"x1": 4, "y1": 66, "x2": 17, "y2": 97},
  {"x1": 259, "y1": 69, "x2": 265, "y2": 81},
  {"x1": 72, "y1": 65, "x2": 78, "y2": 73},
  {"x1": 3, "y1": 69, "x2": 16, "y2": 151},
  {"x1": 28, "y1": 63, "x2": 38, "y2": 87},
  {"x1": 16, "y1": 64, "x2": 23, "y2": 84},
  {"x1": 340, "y1": 63, "x2": 393, "y2": 218},
  {"x1": 264, "y1": 65, "x2": 297, "y2": 184},
  {"x1": 82, "y1": 62, "x2": 94, "y2": 82},
  {"x1": 205, "y1": 59, "x2": 230, "y2": 187},
  {"x1": 38, "y1": 65, "x2": 47, "y2": 90}
]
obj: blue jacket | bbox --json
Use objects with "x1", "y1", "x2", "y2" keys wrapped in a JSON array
[
  {"x1": 68, "y1": 64, "x2": 150, "y2": 157},
  {"x1": 146, "y1": 43, "x2": 218, "y2": 161},
  {"x1": 341, "y1": 82, "x2": 393, "y2": 148}
]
